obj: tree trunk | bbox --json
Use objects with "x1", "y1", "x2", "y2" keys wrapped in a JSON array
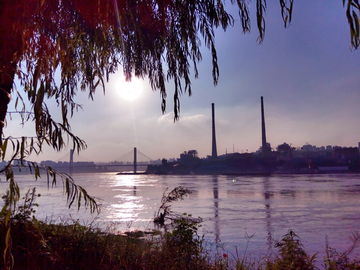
[
  {"x1": 0, "y1": 1, "x2": 25, "y2": 147},
  {"x1": 0, "y1": 65, "x2": 16, "y2": 146}
]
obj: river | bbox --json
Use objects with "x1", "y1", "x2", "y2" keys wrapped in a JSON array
[{"x1": 2, "y1": 172, "x2": 360, "y2": 264}]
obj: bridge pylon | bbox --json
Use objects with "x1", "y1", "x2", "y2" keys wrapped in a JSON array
[{"x1": 134, "y1": 147, "x2": 137, "y2": 174}]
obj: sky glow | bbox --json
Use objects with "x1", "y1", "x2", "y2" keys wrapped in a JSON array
[
  {"x1": 4, "y1": 1, "x2": 360, "y2": 163},
  {"x1": 115, "y1": 76, "x2": 144, "y2": 101}
]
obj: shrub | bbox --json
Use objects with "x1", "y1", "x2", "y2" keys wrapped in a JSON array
[
  {"x1": 265, "y1": 230, "x2": 317, "y2": 270},
  {"x1": 323, "y1": 233, "x2": 360, "y2": 270}
]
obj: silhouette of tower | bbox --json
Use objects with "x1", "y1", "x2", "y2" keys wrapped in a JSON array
[
  {"x1": 211, "y1": 103, "x2": 217, "y2": 159},
  {"x1": 69, "y1": 149, "x2": 74, "y2": 175},
  {"x1": 261, "y1": 96, "x2": 270, "y2": 157}
]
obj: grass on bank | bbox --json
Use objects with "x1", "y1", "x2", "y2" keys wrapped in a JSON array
[{"x1": 1, "y1": 189, "x2": 360, "y2": 270}]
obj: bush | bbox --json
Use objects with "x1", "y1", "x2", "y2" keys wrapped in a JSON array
[
  {"x1": 265, "y1": 230, "x2": 317, "y2": 270},
  {"x1": 323, "y1": 233, "x2": 360, "y2": 270}
]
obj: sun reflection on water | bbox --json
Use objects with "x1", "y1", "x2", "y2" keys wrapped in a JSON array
[
  {"x1": 107, "y1": 200, "x2": 145, "y2": 222},
  {"x1": 105, "y1": 175, "x2": 150, "y2": 222}
]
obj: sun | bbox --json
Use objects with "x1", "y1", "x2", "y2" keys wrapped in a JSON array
[{"x1": 116, "y1": 76, "x2": 143, "y2": 101}]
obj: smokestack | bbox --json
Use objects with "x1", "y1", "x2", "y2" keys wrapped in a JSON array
[
  {"x1": 211, "y1": 103, "x2": 217, "y2": 159},
  {"x1": 69, "y1": 149, "x2": 74, "y2": 175},
  {"x1": 261, "y1": 96, "x2": 267, "y2": 155}
]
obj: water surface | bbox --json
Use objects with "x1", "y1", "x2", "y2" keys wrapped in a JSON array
[{"x1": 3, "y1": 173, "x2": 360, "y2": 262}]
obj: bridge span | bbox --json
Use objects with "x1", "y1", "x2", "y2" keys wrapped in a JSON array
[{"x1": 68, "y1": 147, "x2": 159, "y2": 174}]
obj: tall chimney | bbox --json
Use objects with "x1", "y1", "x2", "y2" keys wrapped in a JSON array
[
  {"x1": 261, "y1": 96, "x2": 267, "y2": 155},
  {"x1": 211, "y1": 103, "x2": 217, "y2": 159},
  {"x1": 69, "y1": 149, "x2": 74, "y2": 175}
]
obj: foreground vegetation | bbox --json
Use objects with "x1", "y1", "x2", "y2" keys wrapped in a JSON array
[
  {"x1": 1, "y1": 188, "x2": 360, "y2": 270},
  {"x1": 2, "y1": 218, "x2": 360, "y2": 270}
]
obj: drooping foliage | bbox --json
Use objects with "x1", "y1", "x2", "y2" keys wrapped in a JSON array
[
  {"x1": 1, "y1": 0, "x2": 360, "y2": 151},
  {"x1": 344, "y1": 0, "x2": 360, "y2": 49},
  {"x1": 1, "y1": 0, "x2": 295, "y2": 150},
  {"x1": 0, "y1": 1, "x2": 359, "y2": 269}
]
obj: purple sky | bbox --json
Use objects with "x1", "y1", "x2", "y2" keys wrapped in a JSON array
[{"x1": 5, "y1": 1, "x2": 360, "y2": 163}]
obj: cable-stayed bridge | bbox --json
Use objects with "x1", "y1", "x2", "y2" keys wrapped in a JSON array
[
  {"x1": 54, "y1": 147, "x2": 160, "y2": 174},
  {"x1": 113, "y1": 148, "x2": 155, "y2": 164}
]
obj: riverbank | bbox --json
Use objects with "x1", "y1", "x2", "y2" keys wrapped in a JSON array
[{"x1": 1, "y1": 216, "x2": 359, "y2": 270}]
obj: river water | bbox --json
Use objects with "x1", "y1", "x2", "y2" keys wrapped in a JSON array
[{"x1": 2, "y1": 172, "x2": 360, "y2": 264}]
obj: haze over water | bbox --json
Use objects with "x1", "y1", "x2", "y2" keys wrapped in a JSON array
[{"x1": 6, "y1": 172, "x2": 360, "y2": 265}]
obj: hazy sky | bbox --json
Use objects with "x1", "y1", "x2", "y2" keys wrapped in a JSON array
[{"x1": 5, "y1": 1, "x2": 360, "y2": 163}]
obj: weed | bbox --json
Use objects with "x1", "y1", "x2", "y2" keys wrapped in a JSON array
[
  {"x1": 323, "y1": 233, "x2": 360, "y2": 270},
  {"x1": 154, "y1": 186, "x2": 191, "y2": 225},
  {"x1": 232, "y1": 232, "x2": 258, "y2": 270},
  {"x1": 161, "y1": 214, "x2": 208, "y2": 269},
  {"x1": 265, "y1": 230, "x2": 317, "y2": 270}
]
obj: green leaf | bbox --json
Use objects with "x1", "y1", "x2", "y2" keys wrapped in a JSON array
[
  {"x1": 4, "y1": 210, "x2": 11, "y2": 227},
  {"x1": 78, "y1": 192, "x2": 82, "y2": 210},
  {"x1": 35, "y1": 164, "x2": 40, "y2": 180},
  {"x1": 52, "y1": 172, "x2": 56, "y2": 187},
  {"x1": 20, "y1": 137, "x2": 25, "y2": 164},
  {"x1": 29, "y1": 137, "x2": 34, "y2": 155},
  {"x1": 1, "y1": 138, "x2": 8, "y2": 161},
  {"x1": 353, "y1": 10, "x2": 360, "y2": 38}
]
